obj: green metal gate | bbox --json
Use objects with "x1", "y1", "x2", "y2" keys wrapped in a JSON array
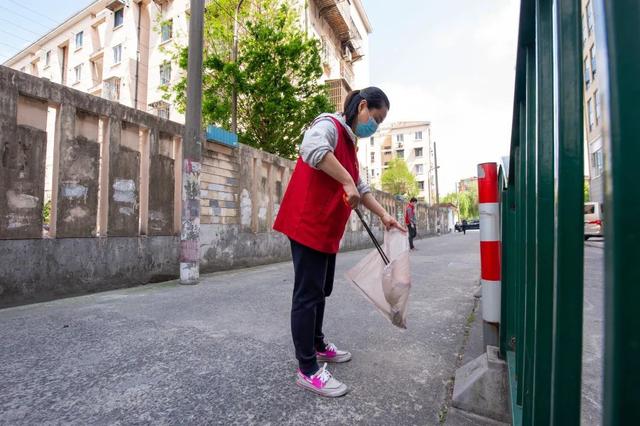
[{"x1": 499, "y1": 0, "x2": 639, "y2": 424}]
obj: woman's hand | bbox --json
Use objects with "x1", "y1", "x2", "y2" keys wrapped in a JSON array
[
  {"x1": 381, "y1": 213, "x2": 407, "y2": 233},
  {"x1": 343, "y1": 181, "x2": 361, "y2": 209}
]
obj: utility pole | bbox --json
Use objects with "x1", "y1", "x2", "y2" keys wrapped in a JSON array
[
  {"x1": 231, "y1": 0, "x2": 245, "y2": 133},
  {"x1": 434, "y1": 141, "x2": 440, "y2": 204},
  {"x1": 180, "y1": 0, "x2": 205, "y2": 285}
]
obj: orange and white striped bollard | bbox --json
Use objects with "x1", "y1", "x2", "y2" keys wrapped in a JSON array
[{"x1": 478, "y1": 162, "x2": 501, "y2": 346}]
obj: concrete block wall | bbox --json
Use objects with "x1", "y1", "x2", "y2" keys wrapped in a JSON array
[
  {"x1": 0, "y1": 66, "x2": 182, "y2": 307},
  {"x1": 0, "y1": 66, "x2": 452, "y2": 307},
  {"x1": 197, "y1": 142, "x2": 453, "y2": 272}
]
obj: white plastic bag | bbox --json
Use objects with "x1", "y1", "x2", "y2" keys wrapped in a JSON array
[{"x1": 345, "y1": 228, "x2": 412, "y2": 329}]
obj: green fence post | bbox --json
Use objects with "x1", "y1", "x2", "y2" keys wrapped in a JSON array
[
  {"x1": 522, "y1": 44, "x2": 538, "y2": 426},
  {"x1": 531, "y1": 0, "x2": 555, "y2": 423},
  {"x1": 515, "y1": 109, "x2": 526, "y2": 406},
  {"x1": 507, "y1": 185, "x2": 517, "y2": 352},
  {"x1": 598, "y1": 0, "x2": 640, "y2": 424},
  {"x1": 550, "y1": 0, "x2": 584, "y2": 424},
  {"x1": 499, "y1": 169, "x2": 509, "y2": 358}
]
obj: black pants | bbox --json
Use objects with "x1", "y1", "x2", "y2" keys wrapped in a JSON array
[
  {"x1": 290, "y1": 239, "x2": 335, "y2": 376},
  {"x1": 408, "y1": 224, "x2": 417, "y2": 249}
]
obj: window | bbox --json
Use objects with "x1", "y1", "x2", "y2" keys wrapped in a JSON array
[
  {"x1": 45, "y1": 50, "x2": 51, "y2": 67},
  {"x1": 414, "y1": 147, "x2": 423, "y2": 157},
  {"x1": 418, "y1": 181, "x2": 425, "y2": 190},
  {"x1": 415, "y1": 131, "x2": 423, "y2": 140},
  {"x1": 584, "y1": 204, "x2": 595, "y2": 214},
  {"x1": 74, "y1": 64, "x2": 82, "y2": 83},
  {"x1": 371, "y1": 169, "x2": 375, "y2": 178},
  {"x1": 114, "y1": 8, "x2": 124, "y2": 28},
  {"x1": 161, "y1": 20, "x2": 173, "y2": 43},
  {"x1": 591, "y1": 149, "x2": 604, "y2": 177},
  {"x1": 370, "y1": 137, "x2": 374, "y2": 147},
  {"x1": 586, "y1": 0, "x2": 594, "y2": 34},
  {"x1": 160, "y1": 62, "x2": 172, "y2": 85},
  {"x1": 157, "y1": 104, "x2": 170, "y2": 120},
  {"x1": 584, "y1": 57, "x2": 591, "y2": 89},
  {"x1": 587, "y1": 98, "x2": 595, "y2": 131},
  {"x1": 104, "y1": 77, "x2": 121, "y2": 101},
  {"x1": 582, "y1": 13, "x2": 588, "y2": 43},
  {"x1": 396, "y1": 149, "x2": 404, "y2": 159},
  {"x1": 396, "y1": 134, "x2": 404, "y2": 143},
  {"x1": 595, "y1": 90, "x2": 602, "y2": 123},
  {"x1": 414, "y1": 164, "x2": 424, "y2": 175},
  {"x1": 590, "y1": 45, "x2": 596, "y2": 76},
  {"x1": 75, "y1": 31, "x2": 83, "y2": 49},
  {"x1": 113, "y1": 44, "x2": 122, "y2": 64},
  {"x1": 370, "y1": 152, "x2": 375, "y2": 164}
]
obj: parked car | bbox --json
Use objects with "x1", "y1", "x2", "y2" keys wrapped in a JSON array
[
  {"x1": 466, "y1": 219, "x2": 480, "y2": 230},
  {"x1": 584, "y1": 202, "x2": 603, "y2": 240},
  {"x1": 454, "y1": 219, "x2": 480, "y2": 232}
]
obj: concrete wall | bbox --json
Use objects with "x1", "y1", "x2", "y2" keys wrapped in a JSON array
[
  {"x1": 197, "y1": 142, "x2": 452, "y2": 272},
  {"x1": 0, "y1": 66, "x2": 452, "y2": 307},
  {"x1": 0, "y1": 66, "x2": 182, "y2": 307}
]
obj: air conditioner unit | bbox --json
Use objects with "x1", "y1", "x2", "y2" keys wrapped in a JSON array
[
  {"x1": 106, "y1": 0, "x2": 129, "y2": 11},
  {"x1": 341, "y1": 46, "x2": 352, "y2": 62}
]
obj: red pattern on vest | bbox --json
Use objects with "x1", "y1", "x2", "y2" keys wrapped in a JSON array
[{"x1": 273, "y1": 117, "x2": 359, "y2": 254}]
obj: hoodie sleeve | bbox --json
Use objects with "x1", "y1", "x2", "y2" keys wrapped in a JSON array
[
  {"x1": 299, "y1": 118, "x2": 338, "y2": 169},
  {"x1": 357, "y1": 176, "x2": 371, "y2": 196}
]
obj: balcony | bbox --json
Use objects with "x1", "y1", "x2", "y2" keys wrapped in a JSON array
[
  {"x1": 106, "y1": 0, "x2": 128, "y2": 12},
  {"x1": 315, "y1": 0, "x2": 364, "y2": 62},
  {"x1": 381, "y1": 135, "x2": 392, "y2": 152},
  {"x1": 340, "y1": 60, "x2": 354, "y2": 87},
  {"x1": 326, "y1": 78, "x2": 351, "y2": 113}
]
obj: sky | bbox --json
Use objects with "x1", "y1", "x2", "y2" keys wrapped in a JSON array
[
  {"x1": 0, "y1": 0, "x2": 95, "y2": 62},
  {"x1": 0, "y1": 0, "x2": 520, "y2": 195},
  {"x1": 362, "y1": 0, "x2": 520, "y2": 194}
]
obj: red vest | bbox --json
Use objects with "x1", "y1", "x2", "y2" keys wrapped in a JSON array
[
  {"x1": 405, "y1": 204, "x2": 414, "y2": 225},
  {"x1": 273, "y1": 117, "x2": 359, "y2": 254}
]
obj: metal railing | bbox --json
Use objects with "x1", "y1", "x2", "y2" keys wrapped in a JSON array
[{"x1": 498, "y1": 0, "x2": 639, "y2": 425}]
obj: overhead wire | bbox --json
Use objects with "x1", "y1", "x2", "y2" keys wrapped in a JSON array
[
  {"x1": 0, "y1": 4, "x2": 54, "y2": 30},
  {"x1": 7, "y1": 0, "x2": 62, "y2": 27}
]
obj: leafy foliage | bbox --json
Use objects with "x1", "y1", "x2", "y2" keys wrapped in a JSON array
[
  {"x1": 441, "y1": 188, "x2": 479, "y2": 220},
  {"x1": 584, "y1": 180, "x2": 590, "y2": 202},
  {"x1": 164, "y1": 0, "x2": 333, "y2": 160},
  {"x1": 381, "y1": 159, "x2": 419, "y2": 198}
]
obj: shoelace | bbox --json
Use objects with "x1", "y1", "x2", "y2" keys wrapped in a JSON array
[
  {"x1": 325, "y1": 343, "x2": 337, "y2": 353},
  {"x1": 313, "y1": 363, "x2": 332, "y2": 384}
]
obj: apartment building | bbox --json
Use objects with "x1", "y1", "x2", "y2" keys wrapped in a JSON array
[
  {"x1": 358, "y1": 121, "x2": 434, "y2": 203},
  {"x1": 4, "y1": 0, "x2": 371, "y2": 123},
  {"x1": 457, "y1": 177, "x2": 478, "y2": 193},
  {"x1": 581, "y1": 0, "x2": 603, "y2": 203}
]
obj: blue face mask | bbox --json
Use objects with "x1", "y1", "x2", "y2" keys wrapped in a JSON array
[{"x1": 355, "y1": 114, "x2": 378, "y2": 138}]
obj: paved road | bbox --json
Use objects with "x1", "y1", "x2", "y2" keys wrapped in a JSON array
[
  {"x1": 582, "y1": 243, "x2": 604, "y2": 425},
  {"x1": 0, "y1": 232, "x2": 480, "y2": 425}
]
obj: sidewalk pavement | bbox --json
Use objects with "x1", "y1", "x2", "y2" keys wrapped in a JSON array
[{"x1": 0, "y1": 233, "x2": 480, "y2": 425}]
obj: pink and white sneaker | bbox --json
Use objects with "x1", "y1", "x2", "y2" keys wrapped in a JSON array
[
  {"x1": 316, "y1": 342, "x2": 352, "y2": 363},
  {"x1": 295, "y1": 363, "x2": 349, "y2": 397}
]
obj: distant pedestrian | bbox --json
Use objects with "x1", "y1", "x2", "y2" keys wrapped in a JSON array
[
  {"x1": 462, "y1": 219, "x2": 468, "y2": 235},
  {"x1": 273, "y1": 87, "x2": 405, "y2": 398},
  {"x1": 405, "y1": 197, "x2": 418, "y2": 250}
]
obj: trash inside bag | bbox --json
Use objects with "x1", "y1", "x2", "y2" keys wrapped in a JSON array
[{"x1": 345, "y1": 228, "x2": 412, "y2": 329}]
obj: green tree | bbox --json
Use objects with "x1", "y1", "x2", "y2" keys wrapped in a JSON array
[
  {"x1": 441, "y1": 188, "x2": 479, "y2": 220},
  {"x1": 165, "y1": 0, "x2": 332, "y2": 159},
  {"x1": 381, "y1": 159, "x2": 419, "y2": 198},
  {"x1": 584, "y1": 179, "x2": 590, "y2": 202}
]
